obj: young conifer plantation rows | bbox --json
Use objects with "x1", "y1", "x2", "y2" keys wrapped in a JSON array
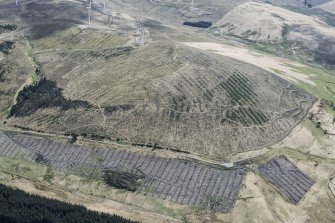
[
  {"x1": 0, "y1": 132, "x2": 246, "y2": 213},
  {"x1": 259, "y1": 156, "x2": 315, "y2": 204},
  {"x1": 0, "y1": 131, "x2": 316, "y2": 211}
]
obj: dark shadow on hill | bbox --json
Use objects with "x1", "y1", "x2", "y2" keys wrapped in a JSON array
[
  {"x1": 0, "y1": 1, "x2": 19, "y2": 12},
  {"x1": 10, "y1": 78, "x2": 95, "y2": 117},
  {"x1": 28, "y1": 23, "x2": 74, "y2": 40},
  {"x1": 183, "y1": 21, "x2": 212, "y2": 28},
  {"x1": 314, "y1": 37, "x2": 335, "y2": 69},
  {"x1": 142, "y1": 19, "x2": 170, "y2": 31},
  {"x1": 23, "y1": 0, "x2": 87, "y2": 22},
  {"x1": 22, "y1": 0, "x2": 87, "y2": 40}
]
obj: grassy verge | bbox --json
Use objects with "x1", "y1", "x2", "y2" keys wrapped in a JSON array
[
  {"x1": 248, "y1": 40, "x2": 314, "y2": 63},
  {"x1": 248, "y1": 40, "x2": 335, "y2": 102},
  {"x1": 259, "y1": 147, "x2": 335, "y2": 164},
  {"x1": 2, "y1": 110, "x2": 10, "y2": 119},
  {"x1": 31, "y1": 73, "x2": 41, "y2": 84},
  {"x1": 302, "y1": 118, "x2": 324, "y2": 139},
  {"x1": 325, "y1": 104, "x2": 335, "y2": 117},
  {"x1": 0, "y1": 156, "x2": 47, "y2": 181},
  {"x1": 144, "y1": 196, "x2": 193, "y2": 220},
  {"x1": 284, "y1": 64, "x2": 335, "y2": 102}
]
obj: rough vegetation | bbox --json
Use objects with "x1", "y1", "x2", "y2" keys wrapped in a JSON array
[
  {"x1": 0, "y1": 40, "x2": 35, "y2": 119},
  {"x1": 7, "y1": 41, "x2": 316, "y2": 158},
  {"x1": 0, "y1": 0, "x2": 334, "y2": 221},
  {"x1": 0, "y1": 61, "x2": 11, "y2": 82},
  {"x1": 0, "y1": 0, "x2": 316, "y2": 159},
  {"x1": 90, "y1": 47, "x2": 133, "y2": 60}
]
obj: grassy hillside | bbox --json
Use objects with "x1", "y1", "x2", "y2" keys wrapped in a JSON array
[{"x1": 0, "y1": 0, "x2": 316, "y2": 159}]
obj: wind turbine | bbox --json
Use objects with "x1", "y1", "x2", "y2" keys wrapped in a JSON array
[
  {"x1": 87, "y1": 0, "x2": 92, "y2": 27},
  {"x1": 191, "y1": 0, "x2": 194, "y2": 9},
  {"x1": 15, "y1": 0, "x2": 19, "y2": 5}
]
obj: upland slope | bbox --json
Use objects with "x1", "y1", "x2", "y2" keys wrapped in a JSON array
[
  {"x1": 0, "y1": 0, "x2": 335, "y2": 222},
  {"x1": 0, "y1": 0, "x2": 316, "y2": 159},
  {"x1": 111, "y1": 0, "x2": 249, "y2": 26},
  {"x1": 7, "y1": 42, "x2": 315, "y2": 158},
  {"x1": 318, "y1": 0, "x2": 335, "y2": 14},
  {"x1": 0, "y1": 10, "x2": 35, "y2": 120},
  {"x1": 214, "y1": 1, "x2": 335, "y2": 68},
  {"x1": 266, "y1": 0, "x2": 333, "y2": 7},
  {"x1": 215, "y1": 1, "x2": 335, "y2": 41}
]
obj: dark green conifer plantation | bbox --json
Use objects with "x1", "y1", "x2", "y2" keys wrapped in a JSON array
[{"x1": 0, "y1": 184, "x2": 138, "y2": 223}]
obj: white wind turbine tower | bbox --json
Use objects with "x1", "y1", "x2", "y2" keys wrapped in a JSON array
[
  {"x1": 15, "y1": 0, "x2": 19, "y2": 5},
  {"x1": 87, "y1": 0, "x2": 92, "y2": 27},
  {"x1": 191, "y1": 0, "x2": 194, "y2": 9}
]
